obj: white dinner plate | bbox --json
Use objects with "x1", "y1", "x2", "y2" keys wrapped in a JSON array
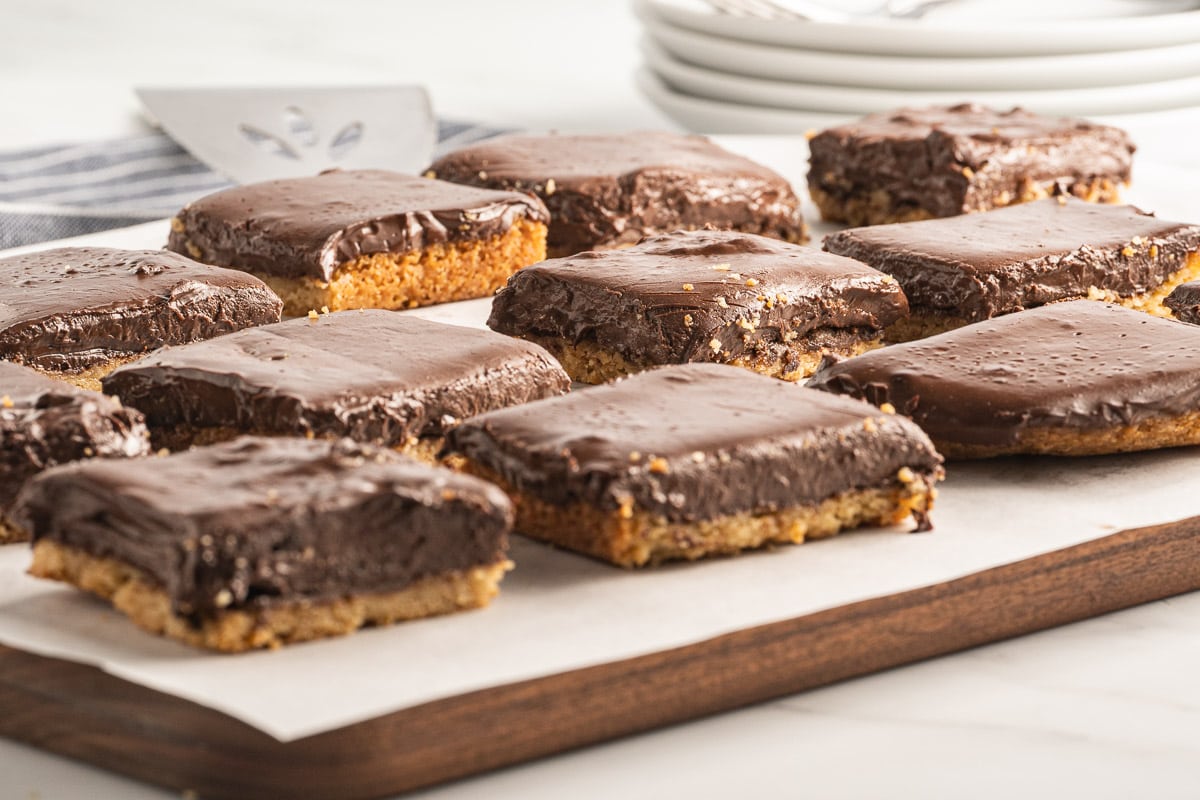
[
  {"x1": 644, "y1": 15, "x2": 1200, "y2": 91},
  {"x1": 642, "y1": 38, "x2": 1200, "y2": 116},
  {"x1": 636, "y1": 0, "x2": 1200, "y2": 56}
]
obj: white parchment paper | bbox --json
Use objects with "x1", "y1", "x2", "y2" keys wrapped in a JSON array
[{"x1": 0, "y1": 140, "x2": 1197, "y2": 742}]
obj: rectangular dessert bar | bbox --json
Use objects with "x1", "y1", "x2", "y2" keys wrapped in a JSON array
[
  {"x1": 808, "y1": 301, "x2": 1200, "y2": 459},
  {"x1": 487, "y1": 229, "x2": 908, "y2": 383},
  {"x1": 0, "y1": 247, "x2": 282, "y2": 390},
  {"x1": 445, "y1": 363, "x2": 944, "y2": 567},
  {"x1": 426, "y1": 131, "x2": 808, "y2": 257},
  {"x1": 808, "y1": 103, "x2": 1134, "y2": 226},
  {"x1": 14, "y1": 436, "x2": 514, "y2": 652},
  {"x1": 1, "y1": 361, "x2": 149, "y2": 543},
  {"x1": 823, "y1": 198, "x2": 1200, "y2": 341},
  {"x1": 167, "y1": 169, "x2": 550, "y2": 316},
  {"x1": 102, "y1": 310, "x2": 570, "y2": 457}
]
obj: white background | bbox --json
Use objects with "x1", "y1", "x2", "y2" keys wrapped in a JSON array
[{"x1": 3, "y1": 1, "x2": 1200, "y2": 798}]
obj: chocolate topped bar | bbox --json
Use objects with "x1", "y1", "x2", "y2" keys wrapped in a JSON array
[
  {"x1": 168, "y1": 169, "x2": 549, "y2": 283},
  {"x1": 0, "y1": 247, "x2": 282, "y2": 382},
  {"x1": 448, "y1": 364, "x2": 940, "y2": 521},
  {"x1": 808, "y1": 103, "x2": 1134, "y2": 226},
  {"x1": 426, "y1": 131, "x2": 808, "y2": 256},
  {"x1": 488, "y1": 229, "x2": 907, "y2": 382},
  {"x1": 103, "y1": 310, "x2": 571, "y2": 454},
  {"x1": 1, "y1": 361, "x2": 149, "y2": 541},
  {"x1": 808, "y1": 301, "x2": 1200, "y2": 458},
  {"x1": 447, "y1": 364, "x2": 943, "y2": 566},
  {"x1": 823, "y1": 198, "x2": 1200, "y2": 339},
  {"x1": 1166, "y1": 280, "x2": 1200, "y2": 324},
  {"x1": 16, "y1": 436, "x2": 514, "y2": 651}
]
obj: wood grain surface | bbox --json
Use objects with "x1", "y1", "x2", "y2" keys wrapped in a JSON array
[{"x1": 3, "y1": 514, "x2": 1200, "y2": 799}]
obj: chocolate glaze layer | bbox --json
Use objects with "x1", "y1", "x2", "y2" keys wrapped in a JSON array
[
  {"x1": 426, "y1": 132, "x2": 808, "y2": 256},
  {"x1": 167, "y1": 170, "x2": 550, "y2": 282},
  {"x1": 488, "y1": 229, "x2": 908, "y2": 364},
  {"x1": 1166, "y1": 280, "x2": 1200, "y2": 324},
  {"x1": 1, "y1": 361, "x2": 148, "y2": 515},
  {"x1": 809, "y1": 103, "x2": 1135, "y2": 219},
  {"x1": 103, "y1": 310, "x2": 571, "y2": 445},
  {"x1": 0, "y1": 247, "x2": 283, "y2": 372},
  {"x1": 445, "y1": 363, "x2": 942, "y2": 522},
  {"x1": 12, "y1": 436, "x2": 512, "y2": 618},
  {"x1": 807, "y1": 301, "x2": 1200, "y2": 448},
  {"x1": 823, "y1": 198, "x2": 1200, "y2": 321}
]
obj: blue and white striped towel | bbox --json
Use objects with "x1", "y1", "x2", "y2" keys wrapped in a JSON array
[{"x1": 0, "y1": 119, "x2": 506, "y2": 250}]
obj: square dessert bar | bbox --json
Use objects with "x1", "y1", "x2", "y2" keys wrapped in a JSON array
[
  {"x1": 14, "y1": 437, "x2": 514, "y2": 652},
  {"x1": 1166, "y1": 280, "x2": 1200, "y2": 324},
  {"x1": 487, "y1": 229, "x2": 908, "y2": 383},
  {"x1": 167, "y1": 169, "x2": 550, "y2": 317},
  {"x1": 0, "y1": 247, "x2": 282, "y2": 390},
  {"x1": 103, "y1": 310, "x2": 571, "y2": 457},
  {"x1": 824, "y1": 198, "x2": 1200, "y2": 341},
  {"x1": 0, "y1": 362, "x2": 149, "y2": 543},
  {"x1": 426, "y1": 131, "x2": 808, "y2": 257},
  {"x1": 808, "y1": 301, "x2": 1200, "y2": 459},
  {"x1": 445, "y1": 364, "x2": 944, "y2": 567},
  {"x1": 808, "y1": 103, "x2": 1134, "y2": 226}
]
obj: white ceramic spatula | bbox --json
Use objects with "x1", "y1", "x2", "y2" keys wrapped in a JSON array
[{"x1": 136, "y1": 85, "x2": 437, "y2": 184}]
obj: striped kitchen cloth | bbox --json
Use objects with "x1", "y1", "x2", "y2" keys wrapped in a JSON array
[{"x1": 0, "y1": 119, "x2": 506, "y2": 250}]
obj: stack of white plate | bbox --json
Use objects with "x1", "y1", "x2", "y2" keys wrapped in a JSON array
[{"x1": 634, "y1": 0, "x2": 1200, "y2": 134}]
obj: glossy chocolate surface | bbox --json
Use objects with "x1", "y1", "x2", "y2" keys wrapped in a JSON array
[
  {"x1": 488, "y1": 229, "x2": 907, "y2": 364},
  {"x1": 445, "y1": 363, "x2": 942, "y2": 522},
  {"x1": 0, "y1": 247, "x2": 283, "y2": 372},
  {"x1": 12, "y1": 437, "x2": 512, "y2": 617},
  {"x1": 807, "y1": 301, "x2": 1200, "y2": 447},
  {"x1": 427, "y1": 131, "x2": 807, "y2": 255},
  {"x1": 808, "y1": 103, "x2": 1134, "y2": 219},
  {"x1": 103, "y1": 310, "x2": 571, "y2": 445},
  {"x1": 1166, "y1": 280, "x2": 1200, "y2": 324},
  {"x1": 823, "y1": 198, "x2": 1200, "y2": 321},
  {"x1": 167, "y1": 169, "x2": 550, "y2": 282},
  {"x1": 1, "y1": 361, "x2": 148, "y2": 514}
]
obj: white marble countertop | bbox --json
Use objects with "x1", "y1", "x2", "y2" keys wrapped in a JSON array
[{"x1": 3, "y1": 1, "x2": 1200, "y2": 797}]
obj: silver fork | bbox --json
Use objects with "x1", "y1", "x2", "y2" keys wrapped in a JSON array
[{"x1": 706, "y1": 0, "x2": 959, "y2": 23}]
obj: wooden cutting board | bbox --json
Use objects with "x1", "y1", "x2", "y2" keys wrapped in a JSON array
[{"x1": 3, "y1": 514, "x2": 1198, "y2": 800}]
